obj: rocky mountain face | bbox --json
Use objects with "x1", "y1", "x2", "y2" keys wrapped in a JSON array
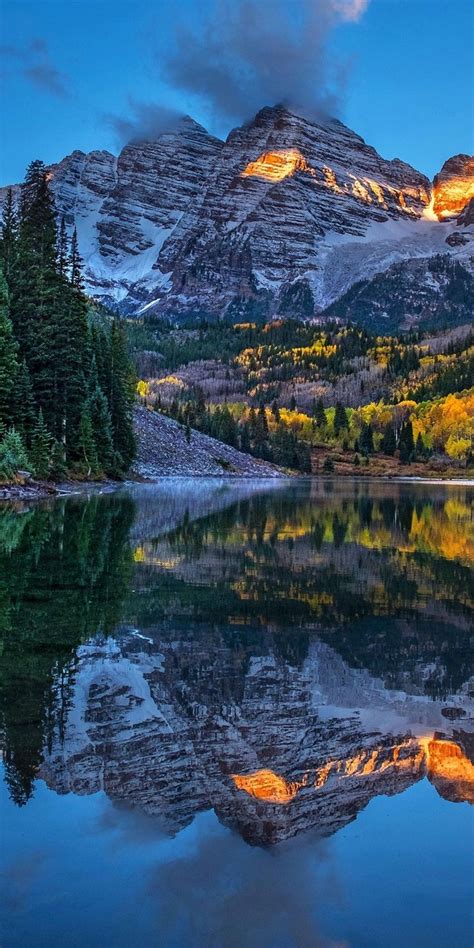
[
  {"x1": 325, "y1": 253, "x2": 474, "y2": 332},
  {"x1": 2, "y1": 107, "x2": 473, "y2": 319},
  {"x1": 39, "y1": 630, "x2": 473, "y2": 846}
]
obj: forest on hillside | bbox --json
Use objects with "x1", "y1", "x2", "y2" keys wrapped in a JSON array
[{"x1": 130, "y1": 318, "x2": 474, "y2": 473}]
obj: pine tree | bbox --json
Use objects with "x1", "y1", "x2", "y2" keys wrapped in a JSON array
[
  {"x1": 381, "y1": 423, "x2": 396, "y2": 456},
  {"x1": 248, "y1": 406, "x2": 258, "y2": 443},
  {"x1": 57, "y1": 217, "x2": 68, "y2": 278},
  {"x1": 13, "y1": 361, "x2": 36, "y2": 445},
  {"x1": 10, "y1": 160, "x2": 60, "y2": 428},
  {"x1": 333, "y1": 401, "x2": 348, "y2": 436},
  {"x1": 70, "y1": 228, "x2": 84, "y2": 292},
  {"x1": 359, "y1": 422, "x2": 374, "y2": 456},
  {"x1": 399, "y1": 421, "x2": 415, "y2": 464},
  {"x1": 313, "y1": 398, "x2": 326, "y2": 428},
  {"x1": 49, "y1": 438, "x2": 68, "y2": 482},
  {"x1": 415, "y1": 432, "x2": 425, "y2": 458},
  {"x1": 0, "y1": 269, "x2": 18, "y2": 427},
  {"x1": 0, "y1": 161, "x2": 137, "y2": 482},
  {"x1": 0, "y1": 187, "x2": 18, "y2": 283},
  {"x1": 240, "y1": 422, "x2": 251, "y2": 453},
  {"x1": 108, "y1": 320, "x2": 136, "y2": 472},
  {"x1": 271, "y1": 400, "x2": 280, "y2": 423},
  {"x1": 87, "y1": 359, "x2": 114, "y2": 473},
  {"x1": 30, "y1": 409, "x2": 51, "y2": 480},
  {"x1": 253, "y1": 406, "x2": 269, "y2": 454},
  {"x1": 78, "y1": 404, "x2": 99, "y2": 477}
]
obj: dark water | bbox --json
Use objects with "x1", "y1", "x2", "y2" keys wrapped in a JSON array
[{"x1": 0, "y1": 478, "x2": 473, "y2": 948}]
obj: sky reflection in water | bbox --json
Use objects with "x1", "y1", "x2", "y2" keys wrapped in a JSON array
[{"x1": 0, "y1": 479, "x2": 472, "y2": 947}]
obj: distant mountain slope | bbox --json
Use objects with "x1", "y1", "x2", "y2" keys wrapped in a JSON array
[
  {"x1": 323, "y1": 254, "x2": 474, "y2": 333},
  {"x1": 1, "y1": 107, "x2": 473, "y2": 319}
]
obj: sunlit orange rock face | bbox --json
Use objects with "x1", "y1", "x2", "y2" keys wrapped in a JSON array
[
  {"x1": 241, "y1": 149, "x2": 309, "y2": 182},
  {"x1": 241, "y1": 148, "x2": 429, "y2": 215},
  {"x1": 432, "y1": 154, "x2": 474, "y2": 220}
]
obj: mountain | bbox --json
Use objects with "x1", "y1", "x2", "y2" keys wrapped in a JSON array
[
  {"x1": 1, "y1": 107, "x2": 473, "y2": 320},
  {"x1": 324, "y1": 253, "x2": 474, "y2": 333},
  {"x1": 38, "y1": 631, "x2": 473, "y2": 845}
]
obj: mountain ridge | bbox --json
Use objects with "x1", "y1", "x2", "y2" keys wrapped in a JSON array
[{"x1": 1, "y1": 106, "x2": 473, "y2": 321}]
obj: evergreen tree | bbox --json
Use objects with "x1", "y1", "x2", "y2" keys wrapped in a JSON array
[
  {"x1": 12, "y1": 160, "x2": 58, "y2": 369},
  {"x1": 0, "y1": 269, "x2": 18, "y2": 426},
  {"x1": 313, "y1": 398, "x2": 326, "y2": 428},
  {"x1": 333, "y1": 401, "x2": 349, "y2": 436},
  {"x1": 381, "y1": 423, "x2": 396, "y2": 456},
  {"x1": 240, "y1": 421, "x2": 251, "y2": 453},
  {"x1": 0, "y1": 188, "x2": 18, "y2": 283},
  {"x1": 49, "y1": 438, "x2": 68, "y2": 481},
  {"x1": 248, "y1": 406, "x2": 258, "y2": 443},
  {"x1": 13, "y1": 361, "x2": 36, "y2": 445},
  {"x1": 271, "y1": 400, "x2": 281, "y2": 423},
  {"x1": 109, "y1": 320, "x2": 136, "y2": 472},
  {"x1": 57, "y1": 217, "x2": 68, "y2": 278},
  {"x1": 359, "y1": 422, "x2": 374, "y2": 456},
  {"x1": 399, "y1": 421, "x2": 415, "y2": 464},
  {"x1": 30, "y1": 409, "x2": 51, "y2": 479},
  {"x1": 253, "y1": 406, "x2": 269, "y2": 454},
  {"x1": 87, "y1": 362, "x2": 114, "y2": 473},
  {"x1": 415, "y1": 432, "x2": 425, "y2": 458},
  {"x1": 78, "y1": 404, "x2": 99, "y2": 477},
  {"x1": 70, "y1": 228, "x2": 84, "y2": 292}
]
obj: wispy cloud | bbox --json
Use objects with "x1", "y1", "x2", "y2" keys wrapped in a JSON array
[{"x1": 0, "y1": 38, "x2": 70, "y2": 98}]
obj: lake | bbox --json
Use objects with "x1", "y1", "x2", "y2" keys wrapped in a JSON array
[{"x1": 0, "y1": 478, "x2": 473, "y2": 948}]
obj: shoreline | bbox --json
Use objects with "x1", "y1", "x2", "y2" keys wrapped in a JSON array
[{"x1": 1, "y1": 471, "x2": 473, "y2": 504}]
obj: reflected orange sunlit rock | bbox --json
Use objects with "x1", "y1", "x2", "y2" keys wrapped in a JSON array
[
  {"x1": 232, "y1": 738, "x2": 474, "y2": 807},
  {"x1": 232, "y1": 768, "x2": 306, "y2": 803},
  {"x1": 424, "y1": 739, "x2": 474, "y2": 803}
]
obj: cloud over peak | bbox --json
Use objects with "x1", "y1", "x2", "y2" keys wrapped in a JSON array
[{"x1": 156, "y1": 0, "x2": 371, "y2": 128}]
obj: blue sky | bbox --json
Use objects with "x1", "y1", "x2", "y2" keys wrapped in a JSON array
[{"x1": 0, "y1": 0, "x2": 472, "y2": 185}]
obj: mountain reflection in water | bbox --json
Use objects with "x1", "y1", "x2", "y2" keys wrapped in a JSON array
[{"x1": 0, "y1": 479, "x2": 472, "y2": 854}]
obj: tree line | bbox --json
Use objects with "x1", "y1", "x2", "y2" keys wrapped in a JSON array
[{"x1": 0, "y1": 162, "x2": 136, "y2": 482}]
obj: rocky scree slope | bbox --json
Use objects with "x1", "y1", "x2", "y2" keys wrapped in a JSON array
[
  {"x1": 133, "y1": 406, "x2": 282, "y2": 478},
  {"x1": 1, "y1": 108, "x2": 473, "y2": 319}
]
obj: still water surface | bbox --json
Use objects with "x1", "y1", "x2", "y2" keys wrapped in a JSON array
[{"x1": 0, "y1": 478, "x2": 473, "y2": 947}]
